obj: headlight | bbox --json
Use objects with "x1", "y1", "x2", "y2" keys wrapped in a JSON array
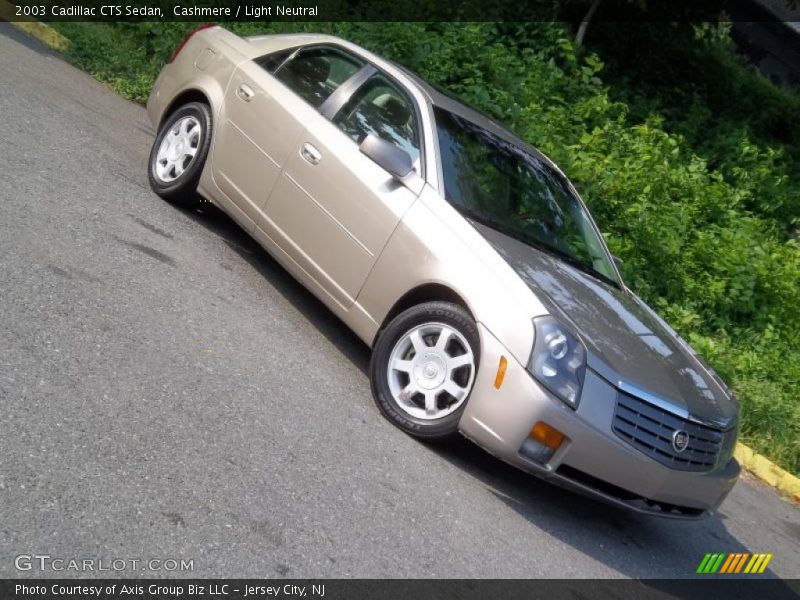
[{"x1": 528, "y1": 316, "x2": 586, "y2": 409}]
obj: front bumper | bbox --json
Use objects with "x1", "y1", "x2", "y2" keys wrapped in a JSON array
[{"x1": 459, "y1": 324, "x2": 740, "y2": 519}]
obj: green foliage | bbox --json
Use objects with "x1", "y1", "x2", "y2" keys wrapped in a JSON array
[
  {"x1": 586, "y1": 21, "x2": 800, "y2": 224},
  {"x1": 48, "y1": 20, "x2": 800, "y2": 473}
]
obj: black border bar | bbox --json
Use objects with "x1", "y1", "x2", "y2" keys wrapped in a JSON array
[
  {"x1": 3, "y1": 579, "x2": 800, "y2": 600},
  {"x1": 1, "y1": 0, "x2": 799, "y2": 22}
]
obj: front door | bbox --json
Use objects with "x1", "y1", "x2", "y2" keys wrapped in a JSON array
[{"x1": 261, "y1": 72, "x2": 424, "y2": 308}]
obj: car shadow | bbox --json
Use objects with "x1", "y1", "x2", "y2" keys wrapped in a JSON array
[
  {"x1": 179, "y1": 201, "x2": 788, "y2": 583},
  {"x1": 178, "y1": 202, "x2": 371, "y2": 377},
  {"x1": 428, "y1": 439, "x2": 790, "y2": 581}
]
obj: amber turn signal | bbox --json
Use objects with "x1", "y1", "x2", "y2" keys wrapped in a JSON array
[
  {"x1": 494, "y1": 356, "x2": 508, "y2": 389},
  {"x1": 530, "y1": 421, "x2": 566, "y2": 450}
]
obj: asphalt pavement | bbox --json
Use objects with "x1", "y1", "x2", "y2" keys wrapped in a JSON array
[{"x1": 0, "y1": 23, "x2": 798, "y2": 580}]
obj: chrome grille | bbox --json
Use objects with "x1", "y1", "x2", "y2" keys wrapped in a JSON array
[{"x1": 612, "y1": 391, "x2": 731, "y2": 472}]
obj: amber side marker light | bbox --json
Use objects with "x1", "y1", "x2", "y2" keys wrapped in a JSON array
[
  {"x1": 494, "y1": 356, "x2": 508, "y2": 389},
  {"x1": 530, "y1": 421, "x2": 566, "y2": 451}
]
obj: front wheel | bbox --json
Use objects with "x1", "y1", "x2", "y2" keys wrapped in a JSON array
[
  {"x1": 148, "y1": 101, "x2": 212, "y2": 207},
  {"x1": 370, "y1": 302, "x2": 480, "y2": 442}
]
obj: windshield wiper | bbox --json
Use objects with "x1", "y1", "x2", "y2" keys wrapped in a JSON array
[
  {"x1": 525, "y1": 237, "x2": 620, "y2": 289},
  {"x1": 456, "y1": 205, "x2": 510, "y2": 236},
  {"x1": 458, "y1": 206, "x2": 620, "y2": 289}
]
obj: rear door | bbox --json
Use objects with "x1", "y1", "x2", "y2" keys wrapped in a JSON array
[
  {"x1": 211, "y1": 46, "x2": 363, "y2": 227},
  {"x1": 260, "y1": 71, "x2": 424, "y2": 308}
]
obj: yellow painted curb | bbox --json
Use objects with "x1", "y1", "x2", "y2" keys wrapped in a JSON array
[
  {"x1": 11, "y1": 21, "x2": 70, "y2": 51},
  {"x1": 0, "y1": 1, "x2": 70, "y2": 52},
  {"x1": 735, "y1": 442, "x2": 800, "y2": 501},
  {"x1": 733, "y1": 443, "x2": 753, "y2": 466}
]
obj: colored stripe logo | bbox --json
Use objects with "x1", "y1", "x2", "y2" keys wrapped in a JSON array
[{"x1": 696, "y1": 552, "x2": 773, "y2": 574}]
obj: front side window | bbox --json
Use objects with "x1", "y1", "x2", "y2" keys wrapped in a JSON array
[
  {"x1": 273, "y1": 46, "x2": 363, "y2": 108},
  {"x1": 434, "y1": 107, "x2": 618, "y2": 286},
  {"x1": 332, "y1": 74, "x2": 421, "y2": 167}
]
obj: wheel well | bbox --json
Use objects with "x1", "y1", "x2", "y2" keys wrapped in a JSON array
[
  {"x1": 160, "y1": 89, "x2": 210, "y2": 128},
  {"x1": 376, "y1": 283, "x2": 475, "y2": 343}
]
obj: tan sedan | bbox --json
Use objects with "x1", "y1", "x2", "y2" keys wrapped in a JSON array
[{"x1": 147, "y1": 26, "x2": 740, "y2": 518}]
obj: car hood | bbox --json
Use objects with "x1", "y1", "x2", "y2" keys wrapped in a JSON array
[{"x1": 473, "y1": 222, "x2": 738, "y2": 430}]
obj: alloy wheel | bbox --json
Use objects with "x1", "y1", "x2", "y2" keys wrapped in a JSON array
[
  {"x1": 386, "y1": 322, "x2": 476, "y2": 420},
  {"x1": 154, "y1": 115, "x2": 202, "y2": 183}
]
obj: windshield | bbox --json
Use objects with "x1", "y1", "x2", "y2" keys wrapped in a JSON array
[{"x1": 434, "y1": 108, "x2": 619, "y2": 287}]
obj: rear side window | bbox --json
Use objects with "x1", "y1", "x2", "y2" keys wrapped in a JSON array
[
  {"x1": 256, "y1": 47, "x2": 296, "y2": 73},
  {"x1": 273, "y1": 46, "x2": 363, "y2": 108},
  {"x1": 332, "y1": 74, "x2": 421, "y2": 166}
]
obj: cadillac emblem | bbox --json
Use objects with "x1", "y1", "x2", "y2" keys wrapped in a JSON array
[{"x1": 672, "y1": 429, "x2": 690, "y2": 453}]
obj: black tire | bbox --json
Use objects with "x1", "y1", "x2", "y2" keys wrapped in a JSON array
[
  {"x1": 370, "y1": 301, "x2": 480, "y2": 442},
  {"x1": 148, "y1": 101, "x2": 212, "y2": 207}
]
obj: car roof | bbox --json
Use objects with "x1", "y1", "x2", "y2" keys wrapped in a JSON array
[
  {"x1": 245, "y1": 31, "x2": 564, "y2": 175},
  {"x1": 392, "y1": 66, "x2": 508, "y2": 134},
  {"x1": 385, "y1": 61, "x2": 566, "y2": 177}
]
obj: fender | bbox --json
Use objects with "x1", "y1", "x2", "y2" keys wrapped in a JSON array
[{"x1": 356, "y1": 185, "x2": 545, "y2": 365}]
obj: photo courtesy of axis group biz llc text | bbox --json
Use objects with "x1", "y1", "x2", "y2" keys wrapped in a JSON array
[
  {"x1": 0, "y1": 0, "x2": 798, "y2": 598},
  {"x1": 16, "y1": 583, "x2": 324, "y2": 596}
]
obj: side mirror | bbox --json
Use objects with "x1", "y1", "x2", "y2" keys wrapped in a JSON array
[
  {"x1": 612, "y1": 255, "x2": 624, "y2": 270},
  {"x1": 359, "y1": 134, "x2": 413, "y2": 180}
]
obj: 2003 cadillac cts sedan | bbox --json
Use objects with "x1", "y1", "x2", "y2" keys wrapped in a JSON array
[{"x1": 146, "y1": 25, "x2": 740, "y2": 518}]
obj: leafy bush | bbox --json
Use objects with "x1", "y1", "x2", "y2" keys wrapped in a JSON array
[
  {"x1": 587, "y1": 21, "x2": 800, "y2": 225},
  {"x1": 48, "y1": 20, "x2": 800, "y2": 474}
]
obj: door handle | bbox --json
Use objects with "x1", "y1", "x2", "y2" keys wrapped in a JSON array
[
  {"x1": 236, "y1": 83, "x2": 254, "y2": 102},
  {"x1": 300, "y1": 142, "x2": 322, "y2": 165}
]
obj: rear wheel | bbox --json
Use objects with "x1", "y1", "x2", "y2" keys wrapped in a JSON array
[
  {"x1": 148, "y1": 101, "x2": 212, "y2": 207},
  {"x1": 370, "y1": 302, "x2": 480, "y2": 441}
]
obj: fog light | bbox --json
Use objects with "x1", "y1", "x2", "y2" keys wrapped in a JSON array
[{"x1": 519, "y1": 422, "x2": 566, "y2": 464}]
